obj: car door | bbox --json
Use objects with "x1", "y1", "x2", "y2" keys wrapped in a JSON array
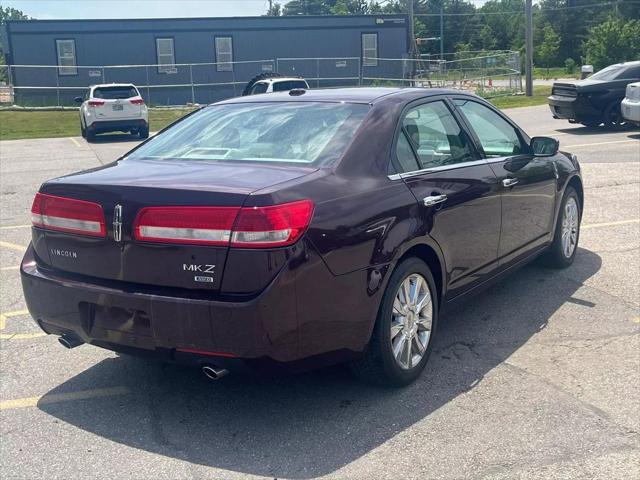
[
  {"x1": 391, "y1": 98, "x2": 502, "y2": 300},
  {"x1": 452, "y1": 98, "x2": 557, "y2": 269}
]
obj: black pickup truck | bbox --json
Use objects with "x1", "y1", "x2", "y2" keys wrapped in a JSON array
[{"x1": 548, "y1": 61, "x2": 640, "y2": 128}]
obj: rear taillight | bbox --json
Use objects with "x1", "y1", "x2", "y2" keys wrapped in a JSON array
[
  {"x1": 31, "y1": 193, "x2": 106, "y2": 237},
  {"x1": 134, "y1": 206, "x2": 240, "y2": 246},
  {"x1": 88, "y1": 100, "x2": 105, "y2": 107},
  {"x1": 133, "y1": 200, "x2": 314, "y2": 248},
  {"x1": 231, "y1": 200, "x2": 314, "y2": 248},
  {"x1": 130, "y1": 97, "x2": 145, "y2": 105}
]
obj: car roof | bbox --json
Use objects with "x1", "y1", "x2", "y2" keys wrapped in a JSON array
[
  {"x1": 259, "y1": 77, "x2": 307, "y2": 84},
  {"x1": 90, "y1": 83, "x2": 136, "y2": 89},
  {"x1": 217, "y1": 87, "x2": 471, "y2": 105}
]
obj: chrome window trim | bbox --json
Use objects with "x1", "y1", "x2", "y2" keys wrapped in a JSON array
[{"x1": 387, "y1": 158, "x2": 491, "y2": 180}]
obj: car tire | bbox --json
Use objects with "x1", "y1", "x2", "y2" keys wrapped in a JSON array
[
  {"x1": 85, "y1": 129, "x2": 95, "y2": 142},
  {"x1": 603, "y1": 101, "x2": 627, "y2": 130},
  {"x1": 139, "y1": 126, "x2": 149, "y2": 139},
  {"x1": 543, "y1": 186, "x2": 581, "y2": 268},
  {"x1": 350, "y1": 257, "x2": 438, "y2": 387},
  {"x1": 80, "y1": 120, "x2": 86, "y2": 138}
]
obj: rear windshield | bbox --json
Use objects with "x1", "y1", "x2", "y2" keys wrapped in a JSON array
[
  {"x1": 93, "y1": 86, "x2": 138, "y2": 99},
  {"x1": 127, "y1": 102, "x2": 370, "y2": 166},
  {"x1": 273, "y1": 80, "x2": 308, "y2": 92}
]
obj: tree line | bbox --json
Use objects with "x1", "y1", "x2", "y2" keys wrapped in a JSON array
[{"x1": 267, "y1": 1, "x2": 640, "y2": 70}]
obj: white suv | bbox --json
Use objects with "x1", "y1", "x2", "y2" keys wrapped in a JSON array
[
  {"x1": 75, "y1": 83, "x2": 149, "y2": 141},
  {"x1": 621, "y1": 82, "x2": 640, "y2": 127}
]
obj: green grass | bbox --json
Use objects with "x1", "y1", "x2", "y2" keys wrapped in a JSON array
[
  {"x1": 0, "y1": 108, "x2": 195, "y2": 141},
  {"x1": 533, "y1": 67, "x2": 579, "y2": 80},
  {"x1": 0, "y1": 90, "x2": 552, "y2": 141},
  {"x1": 488, "y1": 86, "x2": 552, "y2": 109}
]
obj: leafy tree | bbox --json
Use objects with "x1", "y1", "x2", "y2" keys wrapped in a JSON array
[
  {"x1": 583, "y1": 17, "x2": 640, "y2": 70},
  {"x1": 537, "y1": 23, "x2": 560, "y2": 68},
  {"x1": 266, "y1": 2, "x2": 282, "y2": 15},
  {"x1": 1, "y1": 6, "x2": 31, "y2": 83},
  {"x1": 564, "y1": 57, "x2": 576, "y2": 74}
]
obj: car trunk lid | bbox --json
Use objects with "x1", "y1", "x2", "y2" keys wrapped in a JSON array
[{"x1": 35, "y1": 159, "x2": 317, "y2": 292}]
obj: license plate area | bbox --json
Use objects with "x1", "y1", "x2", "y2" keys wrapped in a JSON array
[
  {"x1": 112, "y1": 104, "x2": 124, "y2": 111},
  {"x1": 81, "y1": 302, "x2": 154, "y2": 349}
]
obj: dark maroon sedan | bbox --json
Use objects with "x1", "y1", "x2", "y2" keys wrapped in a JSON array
[{"x1": 21, "y1": 88, "x2": 583, "y2": 386}]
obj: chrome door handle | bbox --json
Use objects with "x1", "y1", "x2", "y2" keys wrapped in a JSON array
[
  {"x1": 502, "y1": 178, "x2": 519, "y2": 188},
  {"x1": 423, "y1": 194, "x2": 447, "y2": 207}
]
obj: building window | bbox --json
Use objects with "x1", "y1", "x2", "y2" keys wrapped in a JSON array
[
  {"x1": 362, "y1": 33, "x2": 378, "y2": 67},
  {"x1": 56, "y1": 39, "x2": 77, "y2": 76},
  {"x1": 215, "y1": 37, "x2": 233, "y2": 72},
  {"x1": 156, "y1": 38, "x2": 175, "y2": 73}
]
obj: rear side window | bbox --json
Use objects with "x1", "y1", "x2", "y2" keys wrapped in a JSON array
[
  {"x1": 454, "y1": 99, "x2": 525, "y2": 158},
  {"x1": 394, "y1": 100, "x2": 475, "y2": 172},
  {"x1": 127, "y1": 102, "x2": 370, "y2": 166},
  {"x1": 272, "y1": 80, "x2": 308, "y2": 92},
  {"x1": 92, "y1": 86, "x2": 139, "y2": 99}
]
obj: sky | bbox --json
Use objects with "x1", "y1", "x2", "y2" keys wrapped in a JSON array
[
  {"x1": 2, "y1": 0, "x2": 491, "y2": 20},
  {"x1": 2, "y1": 0, "x2": 271, "y2": 19}
]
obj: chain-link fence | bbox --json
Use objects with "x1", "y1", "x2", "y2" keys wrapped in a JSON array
[
  {"x1": 0, "y1": 51, "x2": 522, "y2": 108},
  {"x1": 361, "y1": 51, "x2": 522, "y2": 97}
]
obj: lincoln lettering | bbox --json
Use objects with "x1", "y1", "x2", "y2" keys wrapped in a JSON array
[{"x1": 50, "y1": 249, "x2": 77, "y2": 258}]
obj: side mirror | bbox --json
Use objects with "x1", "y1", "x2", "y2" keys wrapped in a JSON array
[
  {"x1": 73, "y1": 96, "x2": 83, "y2": 104},
  {"x1": 531, "y1": 136, "x2": 559, "y2": 157}
]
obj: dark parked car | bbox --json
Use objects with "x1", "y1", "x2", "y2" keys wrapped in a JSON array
[
  {"x1": 548, "y1": 60, "x2": 640, "y2": 128},
  {"x1": 21, "y1": 88, "x2": 583, "y2": 386}
]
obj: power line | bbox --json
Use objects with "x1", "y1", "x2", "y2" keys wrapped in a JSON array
[{"x1": 413, "y1": 0, "x2": 639, "y2": 17}]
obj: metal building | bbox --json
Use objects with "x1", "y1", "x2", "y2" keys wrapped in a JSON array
[{"x1": 2, "y1": 15, "x2": 409, "y2": 105}]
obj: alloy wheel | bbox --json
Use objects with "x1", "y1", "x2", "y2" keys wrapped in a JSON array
[
  {"x1": 561, "y1": 197, "x2": 579, "y2": 258},
  {"x1": 390, "y1": 273, "x2": 433, "y2": 370}
]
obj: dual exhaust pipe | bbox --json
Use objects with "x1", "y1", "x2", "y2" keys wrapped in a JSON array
[{"x1": 59, "y1": 334, "x2": 229, "y2": 380}]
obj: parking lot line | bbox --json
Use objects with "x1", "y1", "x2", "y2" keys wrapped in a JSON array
[
  {"x1": 0, "y1": 332, "x2": 46, "y2": 340},
  {"x1": 0, "y1": 310, "x2": 30, "y2": 330},
  {"x1": 0, "y1": 241, "x2": 26, "y2": 252},
  {"x1": 1, "y1": 265, "x2": 20, "y2": 271},
  {"x1": 0, "y1": 225, "x2": 31, "y2": 230},
  {"x1": 69, "y1": 137, "x2": 82, "y2": 148},
  {"x1": 0, "y1": 386, "x2": 131, "y2": 411},
  {"x1": 582, "y1": 219, "x2": 639, "y2": 230},
  {"x1": 565, "y1": 139, "x2": 638, "y2": 148}
]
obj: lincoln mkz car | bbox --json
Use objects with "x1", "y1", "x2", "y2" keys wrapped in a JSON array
[{"x1": 21, "y1": 88, "x2": 583, "y2": 386}]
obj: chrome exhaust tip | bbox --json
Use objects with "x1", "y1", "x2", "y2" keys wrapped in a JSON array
[
  {"x1": 58, "y1": 334, "x2": 83, "y2": 349},
  {"x1": 202, "y1": 365, "x2": 229, "y2": 381}
]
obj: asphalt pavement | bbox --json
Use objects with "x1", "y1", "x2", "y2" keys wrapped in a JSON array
[{"x1": 0, "y1": 104, "x2": 638, "y2": 479}]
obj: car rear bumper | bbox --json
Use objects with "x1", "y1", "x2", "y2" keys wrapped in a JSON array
[
  {"x1": 20, "y1": 243, "x2": 379, "y2": 372},
  {"x1": 88, "y1": 119, "x2": 148, "y2": 134},
  {"x1": 621, "y1": 98, "x2": 640, "y2": 124},
  {"x1": 547, "y1": 95, "x2": 601, "y2": 123}
]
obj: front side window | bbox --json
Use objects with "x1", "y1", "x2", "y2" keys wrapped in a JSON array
[
  {"x1": 454, "y1": 99, "x2": 525, "y2": 157},
  {"x1": 362, "y1": 33, "x2": 378, "y2": 67},
  {"x1": 250, "y1": 83, "x2": 268, "y2": 95},
  {"x1": 156, "y1": 38, "x2": 175, "y2": 73},
  {"x1": 395, "y1": 100, "x2": 475, "y2": 171},
  {"x1": 215, "y1": 37, "x2": 233, "y2": 72},
  {"x1": 56, "y1": 39, "x2": 77, "y2": 76},
  {"x1": 127, "y1": 102, "x2": 370, "y2": 166}
]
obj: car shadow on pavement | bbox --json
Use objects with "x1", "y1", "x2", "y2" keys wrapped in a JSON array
[
  {"x1": 88, "y1": 134, "x2": 142, "y2": 144},
  {"x1": 555, "y1": 126, "x2": 635, "y2": 136},
  {"x1": 38, "y1": 248, "x2": 602, "y2": 479}
]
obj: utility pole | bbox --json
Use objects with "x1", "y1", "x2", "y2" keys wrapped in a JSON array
[
  {"x1": 525, "y1": 0, "x2": 533, "y2": 96},
  {"x1": 440, "y1": 6, "x2": 444, "y2": 61},
  {"x1": 408, "y1": 0, "x2": 415, "y2": 58}
]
